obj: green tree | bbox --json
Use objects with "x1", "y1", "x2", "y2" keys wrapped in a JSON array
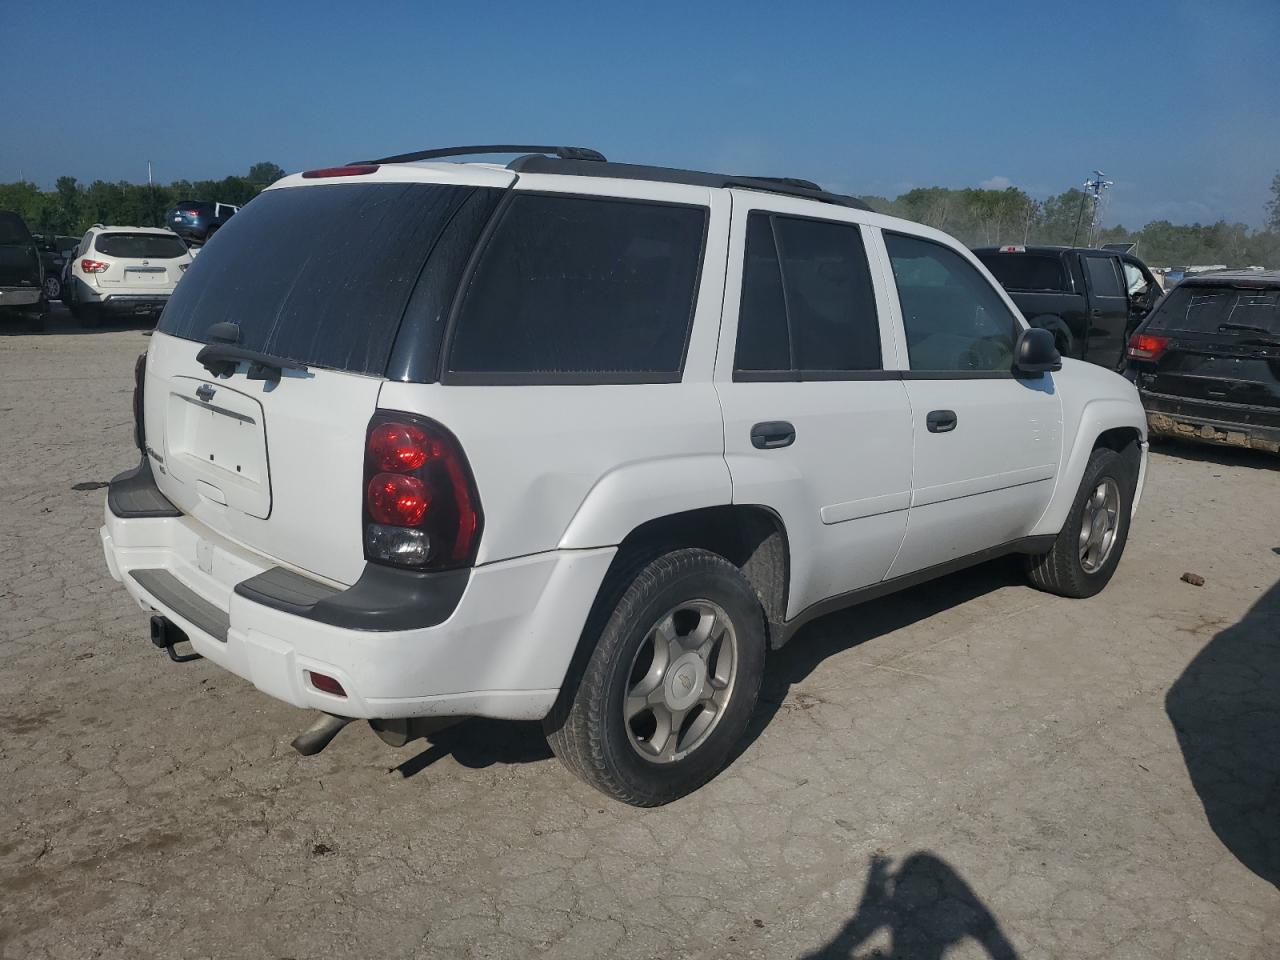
[{"x1": 1267, "y1": 172, "x2": 1280, "y2": 233}]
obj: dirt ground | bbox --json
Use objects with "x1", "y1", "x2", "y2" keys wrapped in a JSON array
[{"x1": 2, "y1": 307, "x2": 1278, "y2": 960}]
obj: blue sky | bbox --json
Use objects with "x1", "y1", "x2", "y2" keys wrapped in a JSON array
[{"x1": 3, "y1": 0, "x2": 1277, "y2": 227}]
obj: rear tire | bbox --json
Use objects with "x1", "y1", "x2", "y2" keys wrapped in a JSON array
[
  {"x1": 544, "y1": 548, "x2": 767, "y2": 806},
  {"x1": 1026, "y1": 446, "x2": 1134, "y2": 598}
]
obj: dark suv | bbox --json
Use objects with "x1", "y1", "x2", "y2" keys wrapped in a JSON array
[
  {"x1": 164, "y1": 200, "x2": 239, "y2": 244},
  {"x1": 1126, "y1": 271, "x2": 1279, "y2": 454},
  {"x1": 0, "y1": 211, "x2": 45, "y2": 323}
]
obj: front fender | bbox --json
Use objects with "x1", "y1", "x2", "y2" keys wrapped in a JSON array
[
  {"x1": 1031, "y1": 394, "x2": 1147, "y2": 537},
  {"x1": 557, "y1": 454, "x2": 733, "y2": 549}
]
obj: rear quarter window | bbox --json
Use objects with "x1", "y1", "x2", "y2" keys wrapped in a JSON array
[{"x1": 446, "y1": 194, "x2": 708, "y2": 383}]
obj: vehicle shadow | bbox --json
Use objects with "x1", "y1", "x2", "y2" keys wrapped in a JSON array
[
  {"x1": 740, "y1": 557, "x2": 1025, "y2": 755},
  {"x1": 0, "y1": 305, "x2": 156, "y2": 337},
  {"x1": 1149, "y1": 436, "x2": 1279, "y2": 471},
  {"x1": 800, "y1": 850, "x2": 1020, "y2": 959},
  {"x1": 1166, "y1": 577, "x2": 1280, "y2": 887},
  {"x1": 391, "y1": 719, "x2": 553, "y2": 779},
  {"x1": 394, "y1": 558, "x2": 1024, "y2": 781}
]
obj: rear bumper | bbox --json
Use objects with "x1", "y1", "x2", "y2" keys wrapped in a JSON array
[
  {"x1": 101, "y1": 466, "x2": 615, "y2": 721},
  {"x1": 1140, "y1": 390, "x2": 1280, "y2": 453},
  {"x1": 97, "y1": 293, "x2": 172, "y2": 314},
  {"x1": 0, "y1": 286, "x2": 42, "y2": 307}
]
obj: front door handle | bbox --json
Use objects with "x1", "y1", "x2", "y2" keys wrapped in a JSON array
[
  {"x1": 751, "y1": 421, "x2": 796, "y2": 449},
  {"x1": 926, "y1": 409, "x2": 958, "y2": 433}
]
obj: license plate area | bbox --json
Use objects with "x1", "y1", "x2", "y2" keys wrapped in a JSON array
[{"x1": 164, "y1": 378, "x2": 271, "y2": 518}]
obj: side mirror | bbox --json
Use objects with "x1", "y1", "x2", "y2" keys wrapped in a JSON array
[{"x1": 1014, "y1": 327, "x2": 1061, "y2": 375}]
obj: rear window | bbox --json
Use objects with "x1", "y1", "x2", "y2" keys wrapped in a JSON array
[
  {"x1": 976, "y1": 252, "x2": 1069, "y2": 292},
  {"x1": 1146, "y1": 284, "x2": 1280, "y2": 336},
  {"x1": 446, "y1": 194, "x2": 707, "y2": 382},
  {"x1": 0, "y1": 213, "x2": 32, "y2": 245},
  {"x1": 159, "y1": 182, "x2": 495, "y2": 376},
  {"x1": 95, "y1": 232, "x2": 189, "y2": 259}
]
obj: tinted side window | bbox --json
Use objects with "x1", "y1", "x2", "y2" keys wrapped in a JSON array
[
  {"x1": 734, "y1": 213, "x2": 881, "y2": 376},
  {"x1": 735, "y1": 214, "x2": 790, "y2": 371},
  {"x1": 885, "y1": 232, "x2": 1018, "y2": 372},
  {"x1": 1085, "y1": 256, "x2": 1123, "y2": 297},
  {"x1": 448, "y1": 194, "x2": 707, "y2": 381}
]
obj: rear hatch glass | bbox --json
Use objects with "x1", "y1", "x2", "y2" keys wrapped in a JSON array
[
  {"x1": 96, "y1": 233, "x2": 189, "y2": 259},
  {"x1": 976, "y1": 252, "x2": 1070, "y2": 292},
  {"x1": 1145, "y1": 284, "x2": 1279, "y2": 337},
  {"x1": 158, "y1": 182, "x2": 490, "y2": 376}
]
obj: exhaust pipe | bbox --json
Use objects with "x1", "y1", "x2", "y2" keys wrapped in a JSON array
[{"x1": 291, "y1": 713, "x2": 353, "y2": 756}]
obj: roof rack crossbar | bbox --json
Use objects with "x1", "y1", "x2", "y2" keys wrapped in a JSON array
[{"x1": 351, "y1": 144, "x2": 607, "y2": 166}]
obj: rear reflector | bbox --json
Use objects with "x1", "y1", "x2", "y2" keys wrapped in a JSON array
[
  {"x1": 1127, "y1": 332, "x2": 1170, "y2": 361},
  {"x1": 301, "y1": 164, "x2": 380, "y2": 179},
  {"x1": 307, "y1": 671, "x2": 347, "y2": 697}
]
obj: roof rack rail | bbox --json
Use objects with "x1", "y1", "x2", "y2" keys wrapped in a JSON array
[
  {"x1": 505, "y1": 155, "x2": 870, "y2": 211},
  {"x1": 351, "y1": 144, "x2": 607, "y2": 165}
]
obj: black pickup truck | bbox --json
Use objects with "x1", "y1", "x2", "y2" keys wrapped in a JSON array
[
  {"x1": 0, "y1": 210, "x2": 45, "y2": 325},
  {"x1": 973, "y1": 245, "x2": 1162, "y2": 371}
]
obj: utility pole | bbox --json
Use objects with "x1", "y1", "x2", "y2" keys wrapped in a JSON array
[
  {"x1": 1072, "y1": 170, "x2": 1113, "y2": 247},
  {"x1": 147, "y1": 161, "x2": 156, "y2": 227}
]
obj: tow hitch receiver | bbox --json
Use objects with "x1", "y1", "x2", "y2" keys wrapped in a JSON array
[{"x1": 150, "y1": 615, "x2": 202, "y2": 663}]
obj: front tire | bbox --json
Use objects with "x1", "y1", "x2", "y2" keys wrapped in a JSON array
[
  {"x1": 1026, "y1": 446, "x2": 1135, "y2": 598},
  {"x1": 544, "y1": 548, "x2": 767, "y2": 806}
]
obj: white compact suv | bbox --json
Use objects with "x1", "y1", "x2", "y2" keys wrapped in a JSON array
[
  {"x1": 101, "y1": 145, "x2": 1148, "y2": 805},
  {"x1": 66, "y1": 225, "x2": 192, "y2": 324}
]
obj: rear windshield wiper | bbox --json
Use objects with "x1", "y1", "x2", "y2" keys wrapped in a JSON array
[
  {"x1": 196, "y1": 342, "x2": 309, "y2": 382},
  {"x1": 1218, "y1": 322, "x2": 1275, "y2": 335}
]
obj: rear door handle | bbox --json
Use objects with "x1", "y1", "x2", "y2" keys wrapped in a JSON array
[
  {"x1": 926, "y1": 409, "x2": 958, "y2": 433},
  {"x1": 751, "y1": 421, "x2": 796, "y2": 449}
]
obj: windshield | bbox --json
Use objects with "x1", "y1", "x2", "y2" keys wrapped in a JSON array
[
  {"x1": 0, "y1": 213, "x2": 33, "y2": 245},
  {"x1": 1145, "y1": 284, "x2": 1280, "y2": 336},
  {"x1": 95, "y1": 233, "x2": 190, "y2": 259},
  {"x1": 158, "y1": 182, "x2": 496, "y2": 376},
  {"x1": 975, "y1": 253, "x2": 1070, "y2": 293}
]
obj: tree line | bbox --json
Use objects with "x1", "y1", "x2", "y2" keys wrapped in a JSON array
[
  {"x1": 2, "y1": 162, "x2": 1277, "y2": 268},
  {"x1": 859, "y1": 179, "x2": 1280, "y2": 268},
  {"x1": 0, "y1": 162, "x2": 286, "y2": 239}
]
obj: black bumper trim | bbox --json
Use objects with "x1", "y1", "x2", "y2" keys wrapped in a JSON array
[
  {"x1": 108, "y1": 458, "x2": 182, "y2": 518},
  {"x1": 129, "y1": 568, "x2": 230, "y2": 642},
  {"x1": 234, "y1": 563, "x2": 470, "y2": 632},
  {"x1": 1140, "y1": 391, "x2": 1280, "y2": 447}
]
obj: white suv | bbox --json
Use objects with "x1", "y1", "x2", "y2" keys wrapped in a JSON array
[
  {"x1": 67, "y1": 225, "x2": 192, "y2": 324},
  {"x1": 100, "y1": 146, "x2": 1148, "y2": 805}
]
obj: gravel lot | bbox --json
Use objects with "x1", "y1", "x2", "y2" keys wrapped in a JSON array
[{"x1": 2, "y1": 307, "x2": 1278, "y2": 959}]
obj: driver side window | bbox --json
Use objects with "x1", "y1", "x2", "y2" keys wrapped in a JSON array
[{"x1": 884, "y1": 232, "x2": 1019, "y2": 372}]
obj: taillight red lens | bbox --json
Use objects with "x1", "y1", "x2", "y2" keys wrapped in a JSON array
[
  {"x1": 368, "y1": 422, "x2": 431, "y2": 472},
  {"x1": 1127, "y1": 333, "x2": 1170, "y2": 361},
  {"x1": 301, "y1": 164, "x2": 380, "y2": 179},
  {"x1": 367, "y1": 473, "x2": 431, "y2": 526},
  {"x1": 362, "y1": 412, "x2": 483, "y2": 571},
  {"x1": 81, "y1": 258, "x2": 108, "y2": 273}
]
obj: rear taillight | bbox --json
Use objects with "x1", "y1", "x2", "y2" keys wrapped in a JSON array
[
  {"x1": 1127, "y1": 333, "x2": 1170, "y2": 361},
  {"x1": 81, "y1": 258, "x2": 108, "y2": 273},
  {"x1": 362, "y1": 411, "x2": 482, "y2": 570},
  {"x1": 183, "y1": 209, "x2": 200, "y2": 216},
  {"x1": 302, "y1": 164, "x2": 380, "y2": 179},
  {"x1": 132, "y1": 353, "x2": 147, "y2": 452}
]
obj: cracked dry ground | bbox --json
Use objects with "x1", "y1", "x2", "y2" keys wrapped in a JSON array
[{"x1": 2, "y1": 312, "x2": 1278, "y2": 959}]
